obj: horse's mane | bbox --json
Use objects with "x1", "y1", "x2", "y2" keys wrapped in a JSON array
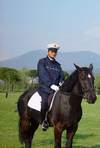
[{"x1": 60, "y1": 70, "x2": 78, "y2": 93}]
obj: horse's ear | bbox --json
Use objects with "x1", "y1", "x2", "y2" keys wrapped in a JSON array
[
  {"x1": 89, "y1": 64, "x2": 93, "y2": 71},
  {"x1": 74, "y1": 63, "x2": 82, "y2": 71}
]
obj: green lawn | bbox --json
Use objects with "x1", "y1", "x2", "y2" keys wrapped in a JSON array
[{"x1": 0, "y1": 92, "x2": 100, "y2": 148}]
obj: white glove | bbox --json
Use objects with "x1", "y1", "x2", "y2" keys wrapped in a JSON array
[
  {"x1": 50, "y1": 84, "x2": 59, "y2": 91},
  {"x1": 59, "y1": 82, "x2": 63, "y2": 86}
]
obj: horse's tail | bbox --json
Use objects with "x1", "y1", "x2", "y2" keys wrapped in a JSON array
[
  {"x1": 17, "y1": 96, "x2": 25, "y2": 144},
  {"x1": 17, "y1": 89, "x2": 39, "y2": 144},
  {"x1": 18, "y1": 117, "x2": 24, "y2": 144},
  {"x1": 17, "y1": 90, "x2": 29, "y2": 144}
]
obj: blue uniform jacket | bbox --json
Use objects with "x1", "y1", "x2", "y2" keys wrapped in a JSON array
[{"x1": 37, "y1": 56, "x2": 64, "y2": 94}]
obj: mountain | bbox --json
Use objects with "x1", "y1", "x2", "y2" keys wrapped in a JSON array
[{"x1": 0, "y1": 50, "x2": 100, "y2": 73}]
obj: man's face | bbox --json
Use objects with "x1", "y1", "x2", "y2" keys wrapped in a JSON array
[{"x1": 48, "y1": 50, "x2": 57, "y2": 58}]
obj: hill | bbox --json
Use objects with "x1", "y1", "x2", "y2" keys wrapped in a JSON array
[{"x1": 0, "y1": 50, "x2": 100, "y2": 73}]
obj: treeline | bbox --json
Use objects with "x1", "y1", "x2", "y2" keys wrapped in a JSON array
[
  {"x1": 0, "y1": 67, "x2": 100, "y2": 94},
  {"x1": 95, "y1": 74, "x2": 100, "y2": 94},
  {"x1": 0, "y1": 67, "x2": 69, "y2": 93},
  {"x1": 0, "y1": 67, "x2": 38, "y2": 92}
]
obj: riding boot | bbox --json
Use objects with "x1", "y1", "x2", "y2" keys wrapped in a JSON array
[
  {"x1": 37, "y1": 89, "x2": 50, "y2": 131},
  {"x1": 41, "y1": 110, "x2": 49, "y2": 131}
]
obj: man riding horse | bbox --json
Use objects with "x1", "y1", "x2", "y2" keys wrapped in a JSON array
[
  {"x1": 18, "y1": 51, "x2": 97, "y2": 147},
  {"x1": 36, "y1": 42, "x2": 64, "y2": 130},
  {"x1": 18, "y1": 44, "x2": 97, "y2": 147}
]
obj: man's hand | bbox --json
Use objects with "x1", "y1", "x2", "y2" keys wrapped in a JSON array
[
  {"x1": 59, "y1": 81, "x2": 64, "y2": 86},
  {"x1": 50, "y1": 84, "x2": 59, "y2": 91}
]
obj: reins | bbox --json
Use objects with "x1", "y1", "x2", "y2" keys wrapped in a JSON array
[{"x1": 60, "y1": 90, "x2": 83, "y2": 97}]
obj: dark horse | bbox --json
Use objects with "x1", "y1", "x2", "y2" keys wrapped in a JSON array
[{"x1": 17, "y1": 64, "x2": 97, "y2": 148}]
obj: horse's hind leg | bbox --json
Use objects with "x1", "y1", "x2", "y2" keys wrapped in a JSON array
[
  {"x1": 19, "y1": 117, "x2": 39, "y2": 148},
  {"x1": 19, "y1": 118, "x2": 32, "y2": 148},
  {"x1": 25, "y1": 120, "x2": 39, "y2": 148}
]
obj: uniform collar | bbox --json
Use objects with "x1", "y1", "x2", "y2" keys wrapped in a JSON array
[{"x1": 47, "y1": 56, "x2": 55, "y2": 61}]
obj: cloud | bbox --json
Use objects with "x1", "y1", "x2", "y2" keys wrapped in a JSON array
[{"x1": 84, "y1": 25, "x2": 100, "y2": 38}]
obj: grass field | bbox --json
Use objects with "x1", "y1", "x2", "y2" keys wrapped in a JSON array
[{"x1": 0, "y1": 92, "x2": 100, "y2": 148}]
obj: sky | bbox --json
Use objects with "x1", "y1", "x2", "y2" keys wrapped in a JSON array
[{"x1": 0, "y1": 0, "x2": 100, "y2": 61}]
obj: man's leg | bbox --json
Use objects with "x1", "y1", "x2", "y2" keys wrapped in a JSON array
[{"x1": 38, "y1": 91, "x2": 50, "y2": 131}]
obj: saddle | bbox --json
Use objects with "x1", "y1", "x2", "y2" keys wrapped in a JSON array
[
  {"x1": 27, "y1": 90, "x2": 55, "y2": 112},
  {"x1": 28, "y1": 91, "x2": 42, "y2": 112}
]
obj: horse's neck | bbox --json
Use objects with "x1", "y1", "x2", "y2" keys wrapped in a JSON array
[
  {"x1": 60, "y1": 78, "x2": 83, "y2": 98},
  {"x1": 60, "y1": 71, "x2": 78, "y2": 92},
  {"x1": 72, "y1": 82, "x2": 83, "y2": 97}
]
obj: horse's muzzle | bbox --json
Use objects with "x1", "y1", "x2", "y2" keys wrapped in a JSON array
[{"x1": 87, "y1": 94, "x2": 97, "y2": 104}]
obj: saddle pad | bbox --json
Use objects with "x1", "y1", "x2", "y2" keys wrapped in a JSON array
[{"x1": 28, "y1": 91, "x2": 42, "y2": 111}]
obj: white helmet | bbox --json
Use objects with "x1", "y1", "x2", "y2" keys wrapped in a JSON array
[{"x1": 47, "y1": 42, "x2": 60, "y2": 50}]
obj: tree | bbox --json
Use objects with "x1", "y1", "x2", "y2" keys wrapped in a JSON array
[
  {"x1": 63, "y1": 71, "x2": 69, "y2": 79},
  {"x1": 18, "y1": 68, "x2": 29, "y2": 89},
  {"x1": 28, "y1": 69, "x2": 37, "y2": 86},
  {"x1": 95, "y1": 74, "x2": 100, "y2": 89},
  {"x1": 0, "y1": 67, "x2": 21, "y2": 92}
]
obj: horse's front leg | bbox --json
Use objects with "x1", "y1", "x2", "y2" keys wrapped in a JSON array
[
  {"x1": 65, "y1": 124, "x2": 78, "y2": 148},
  {"x1": 54, "y1": 123, "x2": 63, "y2": 148}
]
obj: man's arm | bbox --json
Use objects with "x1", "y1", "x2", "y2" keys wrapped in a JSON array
[{"x1": 37, "y1": 59, "x2": 52, "y2": 87}]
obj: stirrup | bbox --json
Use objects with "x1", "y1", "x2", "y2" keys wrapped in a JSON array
[{"x1": 42, "y1": 120, "x2": 49, "y2": 131}]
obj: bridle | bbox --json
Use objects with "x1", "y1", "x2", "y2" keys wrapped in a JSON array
[{"x1": 60, "y1": 81, "x2": 94, "y2": 98}]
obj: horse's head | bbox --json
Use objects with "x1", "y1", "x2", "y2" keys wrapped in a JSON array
[{"x1": 74, "y1": 64, "x2": 97, "y2": 104}]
